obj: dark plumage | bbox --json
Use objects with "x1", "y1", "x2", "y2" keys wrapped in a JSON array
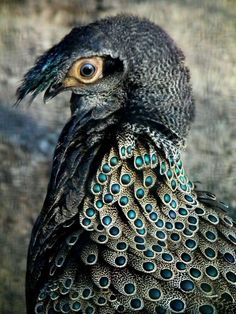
[{"x1": 17, "y1": 15, "x2": 236, "y2": 314}]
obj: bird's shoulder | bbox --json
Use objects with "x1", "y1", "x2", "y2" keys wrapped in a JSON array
[{"x1": 30, "y1": 129, "x2": 236, "y2": 313}]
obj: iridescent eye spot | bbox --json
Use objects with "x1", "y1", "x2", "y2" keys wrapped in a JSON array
[
  {"x1": 188, "y1": 216, "x2": 197, "y2": 224},
  {"x1": 64, "y1": 278, "x2": 72, "y2": 289},
  {"x1": 160, "y1": 161, "x2": 167, "y2": 173},
  {"x1": 82, "y1": 288, "x2": 91, "y2": 299},
  {"x1": 205, "y1": 266, "x2": 218, "y2": 278},
  {"x1": 85, "y1": 208, "x2": 95, "y2": 218},
  {"x1": 124, "y1": 283, "x2": 136, "y2": 295},
  {"x1": 195, "y1": 207, "x2": 205, "y2": 215},
  {"x1": 160, "y1": 269, "x2": 173, "y2": 280},
  {"x1": 103, "y1": 193, "x2": 113, "y2": 204},
  {"x1": 98, "y1": 235, "x2": 107, "y2": 243},
  {"x1": 170, "y1": 233, "x2": 180, "y2": 242},
  {"x1": 167, "y1": 169, "x2": 173, "y2": 179},
  {"x1": 221, "y1": 292, "x2": 233, "y2": 303},
  {"x1": 50, "y1": 291, "x2": 59, "y2": 301},
  {"x1": 135, "y1": 156, "x2": 144, "y2": 168},
  {"x1": 92, "y1": 183, "x2": 102, "y2": 194},
  {"x1": 145, "y1": 175, "x2": 153, "y2": 187},
  {"x1": 143, "y1": 261, "x2": 155, "y2": 272},
  {"x1": 155, "y1": 219, "x2": 164, "y2": 228},
  {"x1": 226, "y1": 271, "x2": 236, "y2": 283},
  {"x1": 109, "y1": 226, "x2": 120, "y2": 237},
  {"x1": 181, "y1": 252, "x2": 192, "y2": 263},
  {"x1": 72, "y1": 301, "x2": 81, "y2": 311},
  {"x1": 228, "y1": 234, "x2": 236, "y2": 244},
  {"x1": 149, "y1": 212, "x2": 158, "y2": 221},
  {"x1": 136, "y1": 244, "x2": 145, "y2": 251},
  {"x1": 87, "y1": 254, "x2": 96, "y2": 264},
  {"x1": 98, "y1": 173, "x2": 107, "y2": 183},
  {"x1": 121, "y1": 174, "x2": 131, "y2": 185},
  {"x1": 152, "y1": 244, "x2": 162, "y2": 253},
  {"x1": 95, "y1": 200, "x2": 104, "y2": 209},
  {"x1": 189, "y1": 267, "x2": 201, "y2": 279},
  {"x1": 199, "y1": 304, "x2": 215, "y2": 314},
  {"x1": 223, "y1": 252, "x2": 235, "y2": 264},
  {"x1": 127, "y1": 209, "x2": 136, "y2": 220},
  {"x1": 144, "y1": 153, "x2": 151, "y2": 165},
  {"x1": 115, "y1": 256, "x2": 127, "y2": 266},
  {"x1": 164, "y1": 193, "x2": 171, "y2": 203},
  {"x1": 178, "y1": 208, "x2": 188, "y2": 216},
  {"x1": 165, "y1": 222, "x2": 173, "y2": 230},
  {"x1": 169, "y1": 299, "x2": 185, "y2": 312},
  {"x1": 175, "y1": 222, "x2": 184, "y2": 230},
  {"x1": 144, "y1": 249, "x2": 154, "y2": 258},
  {"x1": 97, "y1": 297, "x2": 106, "y2": 305},
  {"x1": 85, "y1": 306, "x2": 94, "y2": 314},
  {"x1": 110, "y1": 156, "x2": 119, "y2": 166},
  {"x1": 116, "y1": 242, "x2": 127, "y2": 251},
  {"x1": 102, "y1": 215, "x2": 112, "y2": 226},
  {"x1": 171, "y1": 179, "x2": 177, "y2": 190},
  {"x1": 184, "y1": 195, "x2": 194, "y2": 203},
  {"x1": 204, "y1": 247, "x2": 216, "y2": 259},
  {"x1": 170, "y1": 200, "x2": 177, "y2": 209},
  {"x1": 169, "y1": 210, "x2": 176, "y2": 219},
  {"x1": 162, "y1": 253, "x2": 173, "y2": 262},
  {"x1": 82, "y1": 218, "x2": 91, "y2": 227},
  {"x1": 62, "y1": 303, "x2": 70, "y2": 313},
  {"x1": 180, "y1": 184, "x2": 187, "y2": 191},
  {"x1": 176, "y1": 262, "x2": 186, "y2": 271},
  {"x1": 136, "y1": 188, "x2": 145, "y2": 199},
  {"x1": 134, "y1": 219, "x2": 143, "y2": 228},
  {"x1": 130, "y1": 298, "x2": 143, "y2": 309},
  {"x1": 200, "y1": 283, "x2": 212, "y2": 293},
  {"x1": 151, "y1": 153, "x2": 157, "y2": 164},
  {"x1": 183, "y1": 228, "x2": 193, "y2": 237},
  {"x1": 137, "y1": 228, "x2": 146, "y2": 235},
  {"x1": 102, "y1": 163, "x2": 111, "y2": 173},
  {"x1": 207, "y1": 214, "x2": 219, "y2": 224},
  {"x1": 185, "y1": 239, "x2": 197, "y2": 249},
  {"x1": 156, "y1": 230, "x2": 166, "y2": 240},
  {"x1": 180, "y1": 279, "x2": 195, "y2": 292},
  {"x1": 205, "y1": 231, "x2": 216, "y2": 241},
  {"x1": 134, "y1": 236, "x2": 145, "y2": 244},
  {"x1": 145, "y1": 204, "x2": 153, "y2": 212},
  {"x1": 119, "y1": 196, "x2": 129, "y2": 206},
  {"x1": 149, "y1": 288, "x2": 161, "y2": 300},
  {"x1": 99, "y1": 277, "x2": 109, "y2": 287},
  {"x1": 111, "y1": 183, "x2": 120, "y2": 194}
]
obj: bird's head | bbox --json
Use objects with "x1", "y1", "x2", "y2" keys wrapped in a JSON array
[{"x1": 16, "y1": 15, "x2": 195, "y2": 143}]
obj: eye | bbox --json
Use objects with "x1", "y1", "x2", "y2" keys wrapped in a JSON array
[
  {"x1": 64, "y1": 56, "x2": 104, "y2": 86},
  {"x1": 80, "y1": 63, "x2": 96, "y2": 77}
]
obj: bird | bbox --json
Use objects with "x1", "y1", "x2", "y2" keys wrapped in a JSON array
[{"x1": 16, "y1": 15, "x2": 236, "y2": 314}]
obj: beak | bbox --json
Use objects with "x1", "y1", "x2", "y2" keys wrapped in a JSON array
[{"x1": 43, "y1": 82, "x2": 66, "y2": 103}]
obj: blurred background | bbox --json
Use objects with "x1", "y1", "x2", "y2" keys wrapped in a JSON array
[{"x1": 0, "y1": 0, "x2": 236, "y2": 312}]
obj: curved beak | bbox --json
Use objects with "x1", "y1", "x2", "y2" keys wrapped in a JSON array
[{"x1": 43, "y1": 82, "x2": 67, "y2": 103}]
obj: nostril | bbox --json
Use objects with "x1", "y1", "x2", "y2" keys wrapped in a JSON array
[{"x1": 51, "y1": 82, "x2": 62, "y2": 90}]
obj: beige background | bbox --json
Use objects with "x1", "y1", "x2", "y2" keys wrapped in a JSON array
[{"x1": 0, "y1": 0, "x2": 236, "y2": 312}]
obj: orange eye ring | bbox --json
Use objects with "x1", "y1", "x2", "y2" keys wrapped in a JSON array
[{"x1": 63, "y1": 56, "x2": 104, "y2": 87}]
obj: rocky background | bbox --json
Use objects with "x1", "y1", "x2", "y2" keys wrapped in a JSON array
[{"x1": 0, "y1": 0, "x2": 236, "y2": 313}]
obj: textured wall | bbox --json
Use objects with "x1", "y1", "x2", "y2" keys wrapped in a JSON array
[{"x1": 0, "y1": 0, "x2": 236, "y2": 312}]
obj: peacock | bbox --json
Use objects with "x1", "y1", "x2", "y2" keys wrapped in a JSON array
[{"x1": 16, "y1": 15, "x2": 236, "y2": 314}]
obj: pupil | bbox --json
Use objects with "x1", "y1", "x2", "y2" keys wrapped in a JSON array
[{"x1": 80, "y1": 63, "x2": 96, "y2": 77}]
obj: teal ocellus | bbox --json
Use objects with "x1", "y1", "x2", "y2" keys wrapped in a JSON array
[{"x1": 16, "y1": 15, "x2": 236, "y2": 313}]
